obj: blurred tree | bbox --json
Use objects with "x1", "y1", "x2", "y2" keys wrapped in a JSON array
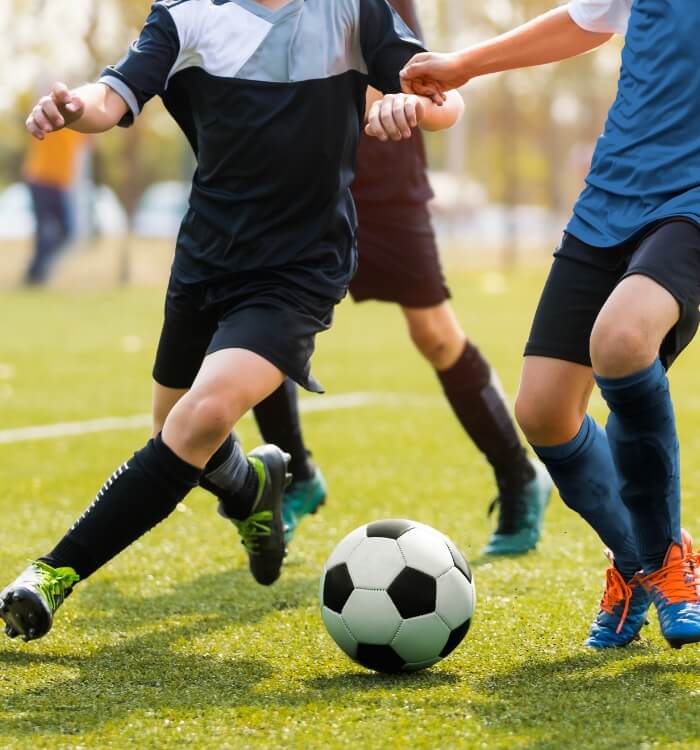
[{"x1": 0, "y1": 0, "x2": 622, "y2": 266}]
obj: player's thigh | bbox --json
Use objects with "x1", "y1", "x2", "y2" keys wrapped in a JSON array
[
  {"x1": 517, "y1": 235, "x2": 619, "y2": 444},
  {"x1": 516, "y1": 356, "x2": 595, "y2": 446},
  {"x1": 401, "y1": 302, "x2": 465, "y2": 368},
  {"x1": 590, "y1": 275, "x2": 680, "y2": 376},
  {"x1": 591, "y1": 220, "x2": 700, "y2": 375},
  {"x1": 190, "y1": 347, "x2": 285, "y2": 417},
  {"x1": 152, "y1": 382, "x2": 187, "y2": 436},
  {"x1": 162, "y1": 348, "x2": 284, "y2": 466}
]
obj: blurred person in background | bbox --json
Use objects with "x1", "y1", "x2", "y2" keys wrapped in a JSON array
[
  {"x1": 22, "y1": 126, "x2": 87, "y2": 285},
  {"x1": 252, "y1": 0, "x2": 553, "y2": 558}
]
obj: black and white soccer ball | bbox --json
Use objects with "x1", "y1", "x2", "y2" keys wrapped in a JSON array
[{"x1": 320, "y1": 519, "x2": 475, "y2": 673}]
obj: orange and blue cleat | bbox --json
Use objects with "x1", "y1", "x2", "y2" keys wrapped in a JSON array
[
  {"x1": 585, "y1": 549, "x2": 649, "y2": 649},
  {"x1": 639, "y1": 529, "x2": 700, "y2": 649}
]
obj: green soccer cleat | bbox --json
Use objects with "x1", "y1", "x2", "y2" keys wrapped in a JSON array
[
  {"x1": 282, "y1": 467, "x2": 327, "y2": 544},
  {"x1": 218, "y1": 444, "x2": 291, "y2": 586},
  {"x1": 0, "y1": 561, "x2": 79, "y2": 642},
  {"x1": 483, "y1": 459, "x2": 553, "y2": 556}
]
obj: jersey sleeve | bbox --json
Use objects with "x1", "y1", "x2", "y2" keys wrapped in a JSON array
[
  {"x1": 358, "y1": 0, "x2": 427, "y2": 93},
  {"x1": 567, "y1": 0, "x2": 631, "y2": 35},
  {"x1": 99, "y1": 3, "x2": 181, "y2": 127}
]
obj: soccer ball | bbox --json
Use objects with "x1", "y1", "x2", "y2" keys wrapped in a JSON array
[{"x1": 319, "y1": 519, "x2": 475, "y2": 673}]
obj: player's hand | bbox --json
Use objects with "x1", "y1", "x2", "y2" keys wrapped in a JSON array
[
  {"x1": 25, "y1": 82, "x2": 85, "y2": 140},
  {"x1": 400, "y1": 51, "x2": 471, "y2": 94},
  {"x1": 364, "y1": 93, "x2": 426, "y2": 142}
]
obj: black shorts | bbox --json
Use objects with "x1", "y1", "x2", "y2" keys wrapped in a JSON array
[
  {"x1": 152, "y1": 273, "x2": 339, "y2": 393},
  {"x1": 349, "y1": 201, "x2": 450, "y2": 308},
  {"x1": 525, "y1": 219, "x2": 700, "y2": 369}
]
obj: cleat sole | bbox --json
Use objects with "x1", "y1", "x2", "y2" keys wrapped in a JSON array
[
  {"x1": 0, "y1": 587, "x2": 51, "y2": 641},
  {"x1": 667, "y1": 633, "x2": 700, "y2": 649}
]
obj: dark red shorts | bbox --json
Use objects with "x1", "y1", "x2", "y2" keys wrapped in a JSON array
[{"x1": 349, "y1": 200, "x2": 450, "y2": 308}]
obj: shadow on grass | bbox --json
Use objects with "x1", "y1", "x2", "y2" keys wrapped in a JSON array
[
  {"x1": 76, "y1": 566, "x2": 319, "y2": 630},
  {"x1": 472, "y1": 650, "x2": 700, "y2": 748},
  {"x1": 0, "y1": 616, "x2": 273, "y2": 738},
  {"x1": 0, "y1": 568, "x2": 320, "y2": 740},
  {"x1": 307, "y1": 669, "x2": 459, "y2": 692}
]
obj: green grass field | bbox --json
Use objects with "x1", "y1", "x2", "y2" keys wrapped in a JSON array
[{"x1": 1, "y1": 269, "x2": 700, "y2": 750}]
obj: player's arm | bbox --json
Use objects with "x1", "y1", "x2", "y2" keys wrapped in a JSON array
[
  {"x1": 365, "y1": 89, "x2": 463, "y2": 142},
  {"x1": 401, "y1": 5, "x2": 615, "y2": 94},
  {"x1": 25, "y1": 82, "x2": 128, "y2": 140},
  {"x1": 26, "y1": 4, "x2": 181, "y2": 141}
]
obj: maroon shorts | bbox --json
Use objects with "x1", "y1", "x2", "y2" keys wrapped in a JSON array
[{"x1": 349, "y1": 200, "x2": 450, "y2": 308}]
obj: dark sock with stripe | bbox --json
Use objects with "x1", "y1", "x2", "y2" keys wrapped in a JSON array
[
  {"x1": 253, "y1": 378, "x2": 314, "y2": 481},
  {"x1": 596, "y1": 359, "x2": 681, "y2": 572},
  {"x1": 40, "y1": 434, "x2": 202, "y2": 580},
  {"x1": 198, "y1": 433, "x2": 259, "y2": 520},
  {"x1": 437, "y1": 342, "x2": 534, "y2": 491},
  {"x1": 533, "y1": 415, "x2": 640, "y2": 579}
]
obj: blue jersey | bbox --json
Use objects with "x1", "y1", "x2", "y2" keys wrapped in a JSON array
[
  {"x1": 100, "y1": 0, "x2": 425, "y2": 290},
  {"x1": 567, "y1": 0, "x2": 700, "y2": 247}
]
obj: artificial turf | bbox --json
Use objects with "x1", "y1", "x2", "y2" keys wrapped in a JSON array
[{"x1": 1, "y1": 269, "x2": 699, "y2": 749}]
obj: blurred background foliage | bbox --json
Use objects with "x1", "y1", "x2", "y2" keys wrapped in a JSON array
[{"x1": 0, "y1": 0, "x2": 622, "y2": 209}]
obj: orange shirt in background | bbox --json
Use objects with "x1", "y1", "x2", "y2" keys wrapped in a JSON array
[{"x1": 23, "y1": 129, "x2": 86, "y2": 190}]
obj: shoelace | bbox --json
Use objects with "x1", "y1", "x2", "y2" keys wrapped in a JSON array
[
  {"x1": 234, "y1": 510, "x2": 273, "y2": 553},
  {"x1": 21, "y1": 561, "x2": 80, "y2": 613},
  {"x1": 488, "y1": 494, "x2": 527, "y2": 535},
  {"x1": 599, "y1": 565, "x2": 634, "y2": 634},
  {"x1": 639, "y1": 552, "x2": 700, "y2": 605}
]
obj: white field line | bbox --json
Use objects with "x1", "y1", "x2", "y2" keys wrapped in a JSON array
[{"x1": 0, "y1": 392, "x2": 439, "y2": 446}]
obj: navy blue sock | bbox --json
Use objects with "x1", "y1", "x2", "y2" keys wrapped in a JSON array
[
  {"x1": 533, "y1": 415, "x2": 640, "y2": 579},
  {"x1": 596, "y1": 359, "x2": 681, "y2": 572}
]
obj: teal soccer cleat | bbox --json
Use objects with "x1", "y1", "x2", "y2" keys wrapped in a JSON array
[
  {"x1": 282, "y1": 467, "x2": 327, "y2": 544},
  {"x1": 483, "y1": 459, "x2": 553, "y2": 555},
  {"x1": 585, "y1": 550, "x2": 649, "y2": 649}
]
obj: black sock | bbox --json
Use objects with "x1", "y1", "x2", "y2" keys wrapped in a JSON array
[
  {"x1": 437, "y1": 343, "x2": 534, "y2": 491},
  {"x1": 199, "y1": 433, "x2": 259, "y2": 520},
  {"x1": 41, "y1": 434, "x2": 202, "y2": 580},
  {"x1": 253, "y1": 378, "x2": 314, "y2": 481}
]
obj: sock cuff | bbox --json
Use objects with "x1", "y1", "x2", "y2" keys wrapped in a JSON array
[
  {"x1": 205, "y1": 433, "x2": 236, "y2": 474},
  {"x1": 437, "y1": 341, "x2": 490, "y2": 392},
  {"x1": 532, "y1": 414, "x2": 596, "y2": 464},
  {"x1": 148, "y1": 433, "x2": 203, "y2": 488},
  {"x1": 595, "y1": 358, "x2": 668, "y2": 411},
  {"x1": 594, "y1": 358, "x2": 665, "y2": 392}
]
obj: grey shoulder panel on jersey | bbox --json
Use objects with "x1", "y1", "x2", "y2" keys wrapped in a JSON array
[{"x1": 163, "y1": 0, "x2": 367, "y2": 85}]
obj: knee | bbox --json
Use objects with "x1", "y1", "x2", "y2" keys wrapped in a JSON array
[
  {"x1": 168, "y1": 393, "x2": 239, "y2": 448},
  {"x1": 515, "y1": 391, "x2": 584, "y2": 447},
  {"x1": 590, "y1": 318, "x2": 654, "y2": 376}
]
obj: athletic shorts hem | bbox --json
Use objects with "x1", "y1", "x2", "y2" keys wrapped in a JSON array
[
  {"x1": 521, "y1": 344, "x2": 591, "y2": 368},
  {"x1": 619, "y1": 266, "x2": 685, "y2": 317},
  {"x1": 350, "y1": 287, "x2": 450, "y2": 307}
]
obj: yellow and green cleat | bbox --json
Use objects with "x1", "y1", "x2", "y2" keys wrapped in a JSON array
[{"x1": 0, "y1": 560, "x2": 79, "y2": 642}]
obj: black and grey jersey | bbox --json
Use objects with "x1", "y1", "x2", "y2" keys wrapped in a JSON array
[{"x1": 100, "y1": 0, "x2": 425, "y2": 288}]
